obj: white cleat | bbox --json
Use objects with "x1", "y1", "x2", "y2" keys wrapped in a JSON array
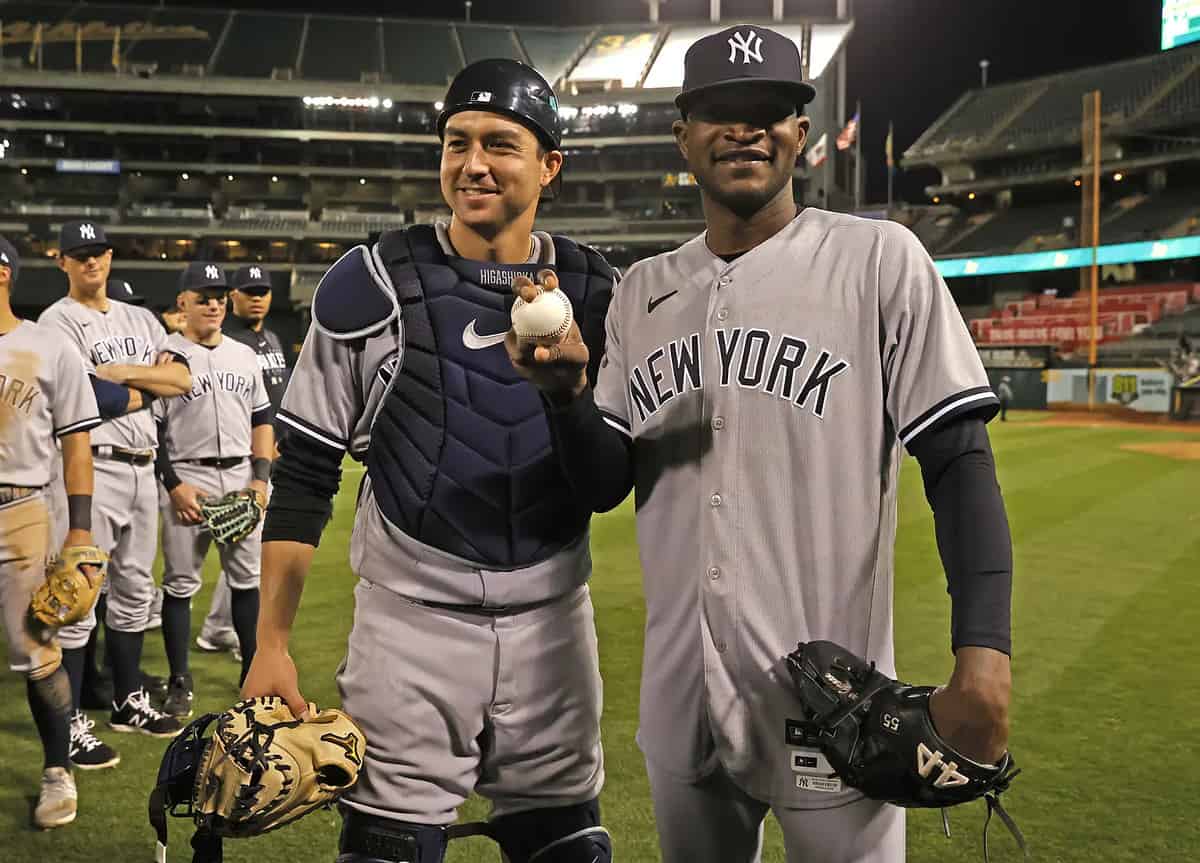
[{"x1": 33, "y1": 767, "x2": 77, "y2": 829}]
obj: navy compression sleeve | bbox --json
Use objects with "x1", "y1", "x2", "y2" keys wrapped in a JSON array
[
  {"x1": 908, "y1": 416, "x2": 1013, "y2": 655},
  {"x1": 544, "y1": 385, "x2": 634, "y2": 513}
]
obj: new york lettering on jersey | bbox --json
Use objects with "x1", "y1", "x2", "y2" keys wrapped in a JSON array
[
  {"x1": 37, "y1": 296, "x2": 170, "y2": 451},
  {"x1": 624, "y1": 328, "x2": 850, "y2": 424},
  {"x1": 179, "y1": 370, "x2": 256, "y2": 404},
  {"x1": 0, "y1": 321, "x2": 101, "y2": 488}
]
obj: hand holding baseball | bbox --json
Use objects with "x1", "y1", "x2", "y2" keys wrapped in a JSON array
[{"x1": 505, "y1": 269, "x2": 589, "y2": 398}]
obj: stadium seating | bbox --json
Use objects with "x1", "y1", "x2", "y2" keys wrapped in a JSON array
[
  {"x1": 300, "y1": 16, "x2": 382, "y2": 83},
  {"x1": 907, "y1": 41, "x2": 1200, "y2": 160},
  {"x1": 940, "y1": 203, "x2": 1079, "y2": 255}
]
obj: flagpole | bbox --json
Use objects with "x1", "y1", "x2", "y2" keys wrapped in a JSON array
[
  {"x1": 854, "y1": 100, "x2": 862, "y2": 210},
  {"x1": 885, "y1": 120, "x2": 895, "y2": 214}
]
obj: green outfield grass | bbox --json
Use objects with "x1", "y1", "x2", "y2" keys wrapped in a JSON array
[{"x1": 2, "y1": 412, "x2": 1199, "y2": 862}]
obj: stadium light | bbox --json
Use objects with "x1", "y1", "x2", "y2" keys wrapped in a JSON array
[
  {"x1": 434, "y1": 101, "x2": 445, "y2": 111},
  {"x1": 20, "y1": 167, "x2": 28, "y2": 175},
  {"x1": 359, "y1": 178, "x2": 366, "y2": 185},
  {"x1": 181, "y1": 172, "x2": 189, "y2": 180},
  {"x1": 271, "y1": 175, "x2": 279, "y2": 182},
  {"x1": 1113, "y1": 172, "x2": 1124, "y2": 181},
  {"x1": 618, "y1": 103, "x2": 639, "y2": 118},
  {"x1": 383, "y1": 98, "x2": 394, "y2": 109},
  {"x1": 558, "y1": 105, "x2": 580, "y2": 121},
  {"x1": 227, "y1": 174, "x2": 235, "y2": 181},
  {"x1": 1, "y1": 138, "x2": 8, "y2": 147},
  {"x1": 1073, "y1": 178, "x2": 1082, "y2": 187},
  {"x1": 932, "y1": 196, "x2": 941, "y2": 203},
  {"x1": 967, "y1": 192, "x2": 976, "y2": 200}
]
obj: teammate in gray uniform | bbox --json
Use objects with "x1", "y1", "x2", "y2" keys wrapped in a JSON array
[
  {"x1": 242, "y1": 60, "x2": 615, "y2": 863},
  {"x1": 39, "y1": 220, "x2": 191, "y2": 745},
  {"x1": 0, "y1": 234, "x2": 102, "y2": 827},
  {"x1": 153, "y1": 262, "x2": 273, "y2": 718},
  {"x1": 195, "y1": 263, "x2": 290, "y2": 658},
  {"x1": 512, "y1": 27, "x2": 1014, "y2": 863}
]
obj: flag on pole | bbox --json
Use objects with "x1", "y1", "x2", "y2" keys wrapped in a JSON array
[
  {"x1": 806, "y1": 131, "x2": 828, "y2": 168},
  {"x1": 884, "y1": 122, "x2": 895, "y2": 169},
  {"x1": 29, "y1": 21, "x2": 42, "y2": 65},
  {"x1": 75, "y1": 24, "x2": 83, "y2": 73},
  {"x1": 836, "y1": 110, "x2": 859, "y2": 151},
  {"x1": 112, "y1": 25, "x2": 121, "y2": 72}
]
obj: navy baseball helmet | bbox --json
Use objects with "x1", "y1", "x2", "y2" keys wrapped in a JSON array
[
  {"x1": 437, "y1": 59, "x2": 562, "y2": 151},
  {"x1": 0, "y1": 234, "x2": 19, "y2": 286}
]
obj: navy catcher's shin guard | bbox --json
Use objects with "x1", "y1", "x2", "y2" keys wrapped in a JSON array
[
  {"x1": 335, "y1": 806, "x2": 450, "y2": 863},
  {"x1": 489, "y1": 798, "x2": 613, "y2": 863}
]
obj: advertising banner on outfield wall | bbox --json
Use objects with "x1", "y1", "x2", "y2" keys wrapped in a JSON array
[{"x1": 1045, "y1": 369, "x2": 1174, "y2": 413}]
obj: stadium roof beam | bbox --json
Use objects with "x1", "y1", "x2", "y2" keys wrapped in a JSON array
[
  {"x1": 920, "y1": 149, "x2": 1200, "y2": 196},
  {"x1": 0, "y1": 118, "x2": 676, "y2": 149}
]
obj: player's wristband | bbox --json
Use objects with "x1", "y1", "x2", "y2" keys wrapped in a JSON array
[
  {"x1": 67, "y1": 494, "x2": 92, "y2": 532},
  {"x1": 251, "y1": 456, "x2": 272, "y2": 483}
]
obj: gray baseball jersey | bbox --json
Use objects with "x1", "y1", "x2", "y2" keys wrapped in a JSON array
[
  {"x1": 39, "y1": 295, "x2": 175, "y2": 634},
  {"x1": 155, "y1": 333, "x2": 269, "y2": 597},
  {"x1": 2, "y1": 320, "x2": 100, "y2": 678},
  {"x1": 38, "y1": 296, "x2": 170, "y2": 450},
  {"x1": 155, "y1": 333, "x2": 269, "y2": 460},
  {"x1": 0, "y1": 320, "x2": 100, "y2": 486},
  {"x1": 593, "y1": 209, "x2": 998, "y2": 808}
]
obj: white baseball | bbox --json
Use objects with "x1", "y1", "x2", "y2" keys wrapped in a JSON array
[{"x1": 511, "y1": 287, "x2": 573, "y2": 344}]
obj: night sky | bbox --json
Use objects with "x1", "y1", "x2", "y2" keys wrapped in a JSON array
[{"x1": 120, "y1": 0, "x2": 1164, "y2": 202}]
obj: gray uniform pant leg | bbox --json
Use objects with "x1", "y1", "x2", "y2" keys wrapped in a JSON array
[
  {"x1": 160, "y1": 462, "x2": 261, "y2": 599},
  {"x1": 100, "y1": 459, "x2": 160, "y2": 632},
  {"x1": 0, "y1": 496, "x2": 63, "y2": 680},
  {"x1": 647, "y1": 760, "x2": 905, "y2": 863},
  {"x1": 200, "y1": 571, "x2": 235, "y2": 640},
  {"x1": 338, "y1": 580, "x2": 604, "y2": 824}
]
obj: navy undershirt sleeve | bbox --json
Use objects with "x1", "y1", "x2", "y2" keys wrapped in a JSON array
[{"x1": 908, "y1": 416, "x2": 1014, "y2": 655}]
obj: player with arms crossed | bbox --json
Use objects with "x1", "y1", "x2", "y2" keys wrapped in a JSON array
[
  {"x1": 153, "y1": 263, "x2": 274, "y2": 718},
  {"x1": 40, "y1": 220, "x2": 192, "y2": 749},
  {"x1": 0, "y1": 236, "x2": 103, "y2": 827},
  {"x1": 511, "y1": 27, "x2": 1015, "y2": 863},
  {"x1": 242, "y1": 59, "x2": 617, "y2": 863}
]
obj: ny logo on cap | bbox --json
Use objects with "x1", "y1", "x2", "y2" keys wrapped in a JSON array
[
  {"x1": 470, "y1": 91, "x2": 493, "y2": 103},
  {"x1": 0, "y1": 253, "x2": 8, "y2": 264},
  {"x1": 79, "y1": 223, "x2": 97, "y2": 240},
  {"x1": 205, "y1": 265, "x2": 220, "y2": 280},
  {"x1": 249, "y1": 266, "x2": 263, "y2": 280},
  {"x1": 728, "y1": 30, "x2": 764, "y2": 65}
]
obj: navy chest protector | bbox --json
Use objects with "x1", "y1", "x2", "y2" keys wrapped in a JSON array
[{"x1": 313, "y1": 225, "x2": 615, "y2": 569}]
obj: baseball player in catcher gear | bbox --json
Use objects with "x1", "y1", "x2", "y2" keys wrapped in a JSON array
[
  {"x1": 39, "y1": 220, "x2": 193, "y2": 747},
  {"x1": 153, "y1": 262, "x2": 274, "y2": 718},
  {"x1": 242, "y1": 59, "x2": 615, "y2": 863},
  {"x1": 195, "y1": 263, "x2": 291, "y2": 659},
  {"x1": 511, "y1": 26, "x2": 1015, "y2": 863},
  {"x1": 0, "y1": 234, "x2": 104, "y2": 827}
]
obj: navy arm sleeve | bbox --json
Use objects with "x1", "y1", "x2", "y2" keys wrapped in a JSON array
[
  {"x1": 908, "y1": 416, "x2": 1013, "y2": 655},
  {"x1": 90, "y1": 376, "x2": 131, "y2": 419},
  {"x1": 544, "y1": 386, "x2": 634, "y2": 514},
  {"x1": 154, "y1": 418, "x2": 181, "y2": 492},
  {"x1": 262, "y1": 429, "x2": 343, "y2": 547}
]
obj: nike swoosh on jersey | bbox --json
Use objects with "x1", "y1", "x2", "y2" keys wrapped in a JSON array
[
  {"x1": 647, "y1": 290, "x2": 679, "y2": 314},
  {"x1": 462, "y1": 320, "x2": 508, "y2": 350}
]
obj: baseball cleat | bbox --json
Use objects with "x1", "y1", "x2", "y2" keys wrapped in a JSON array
[
  {"x1": 69, "y1": 711, "x2": 120, "y2": 770},
  {"x1": 33, "y1": 767, "x2": 77, "y2": 829},
  {"x1": 109, "y1": 688, "x2": 183, "y2": 737}
]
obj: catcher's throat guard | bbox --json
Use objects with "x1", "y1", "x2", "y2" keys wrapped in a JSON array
[
  {"x1": 149, "y1": 697, "x2": 364, "y2": 863},
  {"x1": 785, "y1": 640, "x2": 1027, "y2": 863}
]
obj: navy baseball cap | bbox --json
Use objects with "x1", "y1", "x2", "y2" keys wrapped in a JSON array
[
  {"x1": 676, "y1": 25, "x2": 817, "y2": 116},
  {"x1": 0, "y1": 235, "x2": 19, "y2": 284},
  {"x1": 108, "y1": 278, "x2": 144, "y2": 305},
  {"x1": 179, "y1": 261, "x2": 228, "y2": 292},
  {"x1": 231, "y1": 264, "x2": 272, "y2": 293},
  {"x1": 59, "y1": 220, "x2": 113, "y2": 255}
]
